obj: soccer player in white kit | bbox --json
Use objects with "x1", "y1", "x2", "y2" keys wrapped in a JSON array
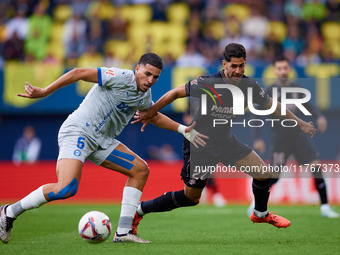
[{"x1": 0, "y1": 53, "x2": 208, "y2": 244}]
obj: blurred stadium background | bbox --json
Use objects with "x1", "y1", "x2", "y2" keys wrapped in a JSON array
[{"x1": 1, "y1": 0, "x2": 340, "y2": 205}]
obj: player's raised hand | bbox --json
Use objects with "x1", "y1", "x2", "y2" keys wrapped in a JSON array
[
  {"x1": 184, "y1": 121, "x2": 209, "y2": 148},
  {"x1": 132, "y1": 110, "x2": 151, "y2": 132},
  {"x1": 300, "y1": 121, "x2": 317, "y2": 138},
  {"x1": 17, "y1": 82, "x2": 46, "y2": 98},
  {"x1": 131, "y1": 109, "x2": 156, "y2": 125}
]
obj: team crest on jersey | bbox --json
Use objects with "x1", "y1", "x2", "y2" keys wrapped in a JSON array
[
  {"x1": 191, "y1": 79, "x2": 198, "y2": 86},
  {"x1": 105, "y1": 70, "x2": 115, "y2": 76},
  {"x1": 138, "y1": 99, "x2": 144, "y2": 107},
  {"x1": 188, "y1": 178, "x2": 197, "y2": 185}
]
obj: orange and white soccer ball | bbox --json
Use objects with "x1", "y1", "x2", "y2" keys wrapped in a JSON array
[{"x1": 78, "y1": 211, "x2": 112, "y2": 244}]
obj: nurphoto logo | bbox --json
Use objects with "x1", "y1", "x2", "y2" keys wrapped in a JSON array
[{"x1": 200, "y1": 84, "x2": 312, "y2": 128}]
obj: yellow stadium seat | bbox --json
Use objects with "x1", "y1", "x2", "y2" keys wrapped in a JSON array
[
  {"x1": 166, "y1": 3, "x2": 190, "y2": 24},
  {"x1": 53, "y1": 4, "x2": 72, "y2": 23},
  {"x1": 47, "y1": 41, "x2": 65, "y2": 60},
  {"x1": 168, "y1": 23, "x2": 188, "y2": 42},
  {"x1": 127, "y1": 24, "x2": 150, "y2": 44},
  {"x1": 206, "y1": 20, "x2": 225, "y2": 41},
  {"x1": 150, "y1": 21, "x2": 169, "y2": 44},
  {"x1": 164, "y1": 41, "x2": 186, "y2": 59},
  {"x1": 121, "y1": 4, "x2": 152, "y2": 24},
  {"x1": 266, "y1": 21, "x2": 287, "y2": 42},
  {"x1": 120, "y1": 5, "x2": 134, "y2": 21},
  {"x1": 50, "y1": 22, "x2": 65, "y2": 43},
  {"x1": 149, "y1": 22, "x2": 187, "y2": 43},
  {"x1": 323, "y1": 40, "x2": 340, "y2": 59},
  {"x1": 321, "y1": 22, "x2": 340, "y2": 41},
  {"x1": 224, "y1": 3, "x2": 251, "y2": 21},
  {"x1": 86, "y1": 0, "x2": 115, "y2": 20},
  {"x1": 104, "y1": 40, "x2": 133, "y2": 61}
]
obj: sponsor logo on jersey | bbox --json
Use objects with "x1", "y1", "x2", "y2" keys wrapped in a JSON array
[
  {"x1": 199, "y1": 83, "x2": 223, "y2": 107},
  {"x1": 105, "y1": 70, "x2": 115, "y2": 76},
  {"x1": 116, "y1": 102, "x2": 132, "y2": 117},
  {"x1": 211, "y1": 105, "x2": 233, "y2": 114},
  {"x1": 95, "y1": 108, "x2": 114, "y2": 132}
]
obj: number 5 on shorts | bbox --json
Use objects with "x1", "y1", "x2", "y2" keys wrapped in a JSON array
[{"x1": 77, "y1": 137, "x2": 85, "y2": 149}]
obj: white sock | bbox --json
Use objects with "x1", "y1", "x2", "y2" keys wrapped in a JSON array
[
  {"x1": 254, "y1": 209, "x2": 268, "y2": 218},
  {"x1": 117, "y1": 186, "x2": 142, "y2": 235},
  {"x1": 136, "y1": 203, "x2": 145, "y2": 216},
  {"x1": 6, "y1": 186, "x2": 47, "y2": 218}
]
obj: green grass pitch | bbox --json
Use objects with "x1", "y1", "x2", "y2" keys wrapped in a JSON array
[{"x1": 1, "y1": 204, "x2": 339, "y2": 255}]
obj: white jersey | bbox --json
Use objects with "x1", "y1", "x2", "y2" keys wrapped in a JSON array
[{"x1": 67, "y1": 67, "x2": 153, "y2": 149}]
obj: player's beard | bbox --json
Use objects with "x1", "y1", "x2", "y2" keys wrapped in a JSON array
[
  {"x1": 278, "y1": 77, "x2": 290, "y2": 86},
  {"x1": 227, "y1": 72, "x2": 242, "y2": 85}
]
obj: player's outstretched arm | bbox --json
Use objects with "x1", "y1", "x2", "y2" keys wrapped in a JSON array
[
  {"x1": 149, "y1": 113, "x2": 208, "y2": 148},
  {"x1": 17, "y1": 68, "x2": 98, "y2": 99},
  {"x1": 131, "y1": 84, "x2": 187, "y2": 126},
  {"x1": 265, "y1": 97, "x2": 316, "y2": 138}
]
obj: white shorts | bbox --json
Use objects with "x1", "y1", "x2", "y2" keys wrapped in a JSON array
[{"x1": 57, "y1": 119, "x2": 120, "y2": 165}]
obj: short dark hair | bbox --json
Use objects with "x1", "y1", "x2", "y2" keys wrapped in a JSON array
[
  {"x1": 273, "y1": 55, "x2": 290, "y2": 66},
  {"x1": 138, "y1": 53, "x2": 163, "y2": 70},
  {"x1": 223, "y1": 43, "x2": 246, "y2": 62}
]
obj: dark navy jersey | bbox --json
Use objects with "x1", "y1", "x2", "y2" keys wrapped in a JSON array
[
  {"x1": 253, "y1": 82, "x2": 322, "y2": 143},
  {"x1": 185, "y1": 70, "x2": 270, "y2": 151}
]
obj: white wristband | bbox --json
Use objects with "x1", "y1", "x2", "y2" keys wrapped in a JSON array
[
  {"x1": 177, "y1": 124, "x2": 186, "y2": 134},
  {"x1": 184, "y1": 129, "x2": 199, "y2": 142}
]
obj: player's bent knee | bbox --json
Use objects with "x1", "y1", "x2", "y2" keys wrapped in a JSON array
[
  {"x1": 48, "y1": 178, "x2": 79, "y2": 201},
  {"x1": 133, "y1": 161, "x2": 149, "y2": 179}
]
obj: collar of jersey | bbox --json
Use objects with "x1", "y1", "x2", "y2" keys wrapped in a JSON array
[
  {"x1": 132, "y1": 70, "x2": 139, "y2": 91},
  {"x1": 220, "y1": 70, "x2": 229, "y2": 84}
]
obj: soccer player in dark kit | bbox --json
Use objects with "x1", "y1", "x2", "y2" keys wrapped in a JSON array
[
  {"x1": 131, "y1": 43, "x2": 317, "y2": 237},
  {"x1": 249, "y1": 56, "x2": 339, "y2": 218}
]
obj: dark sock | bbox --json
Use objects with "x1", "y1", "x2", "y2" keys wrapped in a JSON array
[
  {"x1": 314, "y1": 178, "x2": 328, "y2": 205},
  {"x1": 252, "y1": 178, "x2": 271, "y2": 213},
  {"x1": 141, "y1": 190, "x2": 198, "y2": 214},
  {"x1": 310, "y1": 165, "x2": 328, "y2": 205}
]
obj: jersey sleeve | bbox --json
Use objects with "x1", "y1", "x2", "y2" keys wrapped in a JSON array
[
  {"x1": 97, "y1": 67, "x2": 132, "y2": 88},
  {"x1": 184, "y1": 77, "x2": 207, "y2": 98},
  {"x1": 251, "y1": 80, "x2": 270, "y2": 106}
]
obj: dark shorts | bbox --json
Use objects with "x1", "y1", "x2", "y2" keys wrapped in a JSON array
[
  {"x1": 180, "y1": 134, "x2": 253, "y2": 189},
  {"x1": 270, "y1": 132, "x2": 319, "y2": 167}
]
